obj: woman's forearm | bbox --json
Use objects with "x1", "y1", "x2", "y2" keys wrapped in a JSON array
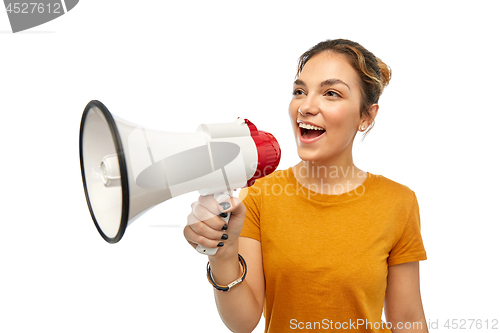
[{"x1": 208, "y1": 249, "x2": 263, "y2": 333}]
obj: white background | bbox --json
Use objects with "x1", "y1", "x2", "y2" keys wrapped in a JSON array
[{"x1": 1, "y1": 1, "x2": 499, "y2": 332}]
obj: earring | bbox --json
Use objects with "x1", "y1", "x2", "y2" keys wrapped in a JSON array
[
  {"x1": 298, "y1": 108, "x2": 304, "y2": 116},
  {"x1": 360, "y1": 125, "x2": 366, "y2": 131}
]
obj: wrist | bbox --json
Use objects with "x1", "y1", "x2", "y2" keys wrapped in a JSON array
[
  {"x1": 208, "y1": 250, "x2": 242, "y2": 287},
  {"x1": 210, "y1": 238, "x2": 239, "y2": 262},
  {"x1": 207, "y1": 254, "x2": 247, "y2": 292}
]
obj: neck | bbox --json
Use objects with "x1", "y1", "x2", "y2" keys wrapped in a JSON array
[{"x1": 292, "y1": 156, "x2": 367, "y2": 195}]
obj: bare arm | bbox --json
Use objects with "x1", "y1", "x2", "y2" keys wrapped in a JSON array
[
  {"x1": 209, "y1": 237, "x2": 265, "y2": 332},
  {"x1": 184, "y1": 195, "x2": 265, "y2": 333},
  {"x1": 384, "y1": 261, "x2": 428, "y2": 333}
]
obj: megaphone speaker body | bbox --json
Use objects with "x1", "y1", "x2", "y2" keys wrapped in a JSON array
[{"x1": 80, "y1": 100, "x2": 280, "y2": 244}]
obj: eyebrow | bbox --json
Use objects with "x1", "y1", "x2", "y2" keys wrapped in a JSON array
[{"x1": 294, "y1": 78, "x2": 350, "y2": 91}]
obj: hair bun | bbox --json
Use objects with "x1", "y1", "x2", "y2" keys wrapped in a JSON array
[{"x1": 376, "y1": 57, "x2": 392, "y2": 89}]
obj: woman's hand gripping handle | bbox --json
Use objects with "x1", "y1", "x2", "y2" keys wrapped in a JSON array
[
  {"x1": 196, "y1": 192, "x2": 231, "y2": 255},
  {"x1": 184, "y1": 191, "x2": 246, "y2": 257}
]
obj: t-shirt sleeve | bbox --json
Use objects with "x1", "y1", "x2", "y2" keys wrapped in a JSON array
[
  {"x1": 388, "y1": 195, "x2": 427, "y2": 266},
  {"x1": 238, "y1": 184, "x2": 261, "y2": 242}
]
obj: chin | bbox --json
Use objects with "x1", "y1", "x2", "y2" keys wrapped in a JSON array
[
  {"x1": 296, "y1": 145, "x2": 342, "y2": 165},
  {"x1": 296, "y1": 148, "x2": 323, "y2": 163}
]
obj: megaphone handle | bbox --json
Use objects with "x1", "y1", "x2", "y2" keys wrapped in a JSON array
[
  {"x1": 196, "y1": 211, "x2": 231, "y2": 255},
  {"x1": 196, "y1": 191, "x2": 232, "y2": 255}
]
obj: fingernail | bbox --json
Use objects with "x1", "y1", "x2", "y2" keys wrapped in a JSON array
[
  {"x1": 221, "y1": 224, "x2": 228, "y2": 231},
  {"x1": 221, "y1": 234, "x2": 228, "y2": 240},
  {"x1": 219, "y1": 212, "x2": 228, "y2": 218},
  {"x1": 217, "y1": 242, "x2": 224, "y2": 247},
  {"x1": 219, "y1": 202, "x2": 231, "y2": 211}
]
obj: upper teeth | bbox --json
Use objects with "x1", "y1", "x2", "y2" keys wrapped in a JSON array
[{"x1": 298, "y1": 123, "x2": 324, "y2": 131}]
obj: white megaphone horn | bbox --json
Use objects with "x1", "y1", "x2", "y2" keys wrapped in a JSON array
[{"x1": 79, "y1": 100, "x2": 281, "y2": 254}]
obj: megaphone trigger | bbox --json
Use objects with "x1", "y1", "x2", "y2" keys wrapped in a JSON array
[{"x1": 214, "y1": 191, "x2": 232, "y2": 204}]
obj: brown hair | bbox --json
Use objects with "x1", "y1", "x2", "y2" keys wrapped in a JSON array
[{"x1": 296, "y1": 39, "x2": 392, "y2": 139}]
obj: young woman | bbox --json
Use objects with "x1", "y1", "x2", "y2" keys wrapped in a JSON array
[{"x1": 184, "y1": 39, "x2": 428, "y2": 333}]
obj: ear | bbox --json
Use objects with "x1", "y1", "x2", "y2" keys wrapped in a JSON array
[{"x1": 362, "y1": 104, "x2": 379, "y2": 128}]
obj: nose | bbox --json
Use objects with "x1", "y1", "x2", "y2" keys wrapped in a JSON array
[{"x1": 298, "y1": 95, "x2": 320, "y2": 116}]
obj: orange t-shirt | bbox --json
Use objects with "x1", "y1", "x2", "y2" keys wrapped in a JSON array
[{"x1": 239, "y1": 168, "x2": 427, "y2": 332}]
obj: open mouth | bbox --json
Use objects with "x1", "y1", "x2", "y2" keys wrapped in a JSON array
[{"x1": 299, "y1": 123, "x2": 326, "y2": 140}]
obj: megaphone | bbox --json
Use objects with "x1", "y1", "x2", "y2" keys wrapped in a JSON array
[{"x1": 79, "y1": 100, "x2": 280, "y2": 253}]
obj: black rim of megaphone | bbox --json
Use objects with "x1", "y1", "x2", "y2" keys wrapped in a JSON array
[{"x1": 79, "y1": 100, "x2": 130, "y2": 244}]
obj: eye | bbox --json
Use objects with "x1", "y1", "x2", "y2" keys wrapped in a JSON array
[
  {"x1": 325, "y1": 90, "x2": 340, "y2": 98},
  {"x1": 293, "y1": 89, "x2": 306, "y2": 97}
]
